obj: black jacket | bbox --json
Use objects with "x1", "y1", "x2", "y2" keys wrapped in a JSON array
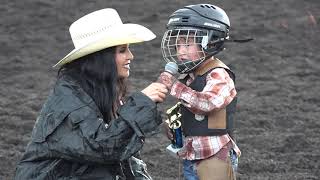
[{"x1": 14, "y1": 76, "x2": 162, "y2": 180}]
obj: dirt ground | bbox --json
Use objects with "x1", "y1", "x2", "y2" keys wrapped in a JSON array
[{"x1": 1, "y1": 0, "x2": 319, "y2": 179}]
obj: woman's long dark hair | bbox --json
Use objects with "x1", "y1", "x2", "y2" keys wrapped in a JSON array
[{"x1": 58, "y1": 47, "x2": 127, "y2": 123}]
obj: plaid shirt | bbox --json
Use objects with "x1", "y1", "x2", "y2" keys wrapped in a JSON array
[{"x1": 170, "y1": 67, "x2": 241, "y2": 160}]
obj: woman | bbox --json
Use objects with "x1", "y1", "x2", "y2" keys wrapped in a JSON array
[{"x1": 14, "y1": 8, "x2": 167, "y2": 179}]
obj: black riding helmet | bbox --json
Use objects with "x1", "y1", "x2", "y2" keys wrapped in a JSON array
[
  {"x1": 161, "y1": 4, "x2": 231, "y2": 73},
  {"x1": 168, "y1": 4, "x2": 230, "y2": 36}
]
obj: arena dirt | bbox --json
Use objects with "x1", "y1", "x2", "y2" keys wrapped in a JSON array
[{"x1": 1, "y1": 0, "x2": 319, "y2": 179}]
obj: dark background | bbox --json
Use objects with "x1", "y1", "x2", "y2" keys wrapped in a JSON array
[{"x1": 1, "y1": 0, "x2": 319, "y2": 179}]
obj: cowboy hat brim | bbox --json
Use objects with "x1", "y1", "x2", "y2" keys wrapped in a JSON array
[{"x1": 53, "y1": 23, "x2": 156, "y2": 67}]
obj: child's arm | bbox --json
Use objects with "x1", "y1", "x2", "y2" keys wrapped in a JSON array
[{"x1": 170, "y1": 68, "x2": 236, "y2": 115}]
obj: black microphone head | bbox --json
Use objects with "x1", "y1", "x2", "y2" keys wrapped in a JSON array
[{"x1": 165, "y1": 62, "x2": 178, "y2": 75}]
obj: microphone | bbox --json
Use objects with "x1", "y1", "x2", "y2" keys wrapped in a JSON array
[{"x1": 164, "y1": 62, "x2": 178, "y2": 75}]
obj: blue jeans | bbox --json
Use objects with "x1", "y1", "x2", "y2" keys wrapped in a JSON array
[{"x1": 183, "y1": 159, "x2": 199, "y2": 180}]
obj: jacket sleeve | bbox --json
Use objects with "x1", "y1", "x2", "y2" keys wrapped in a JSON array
[{"x1": 45, "y1": 92, "x2": 162, "y2": 164}]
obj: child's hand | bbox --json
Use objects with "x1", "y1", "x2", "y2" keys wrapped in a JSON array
[{"x1": 158, "y1": 72, "x2": 177, "y2": 89}]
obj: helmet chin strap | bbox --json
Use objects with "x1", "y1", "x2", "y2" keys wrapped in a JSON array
[
  {"x1": 177, "y1": 60, "x2": 200, "y2": 74},
  {"x1": 225, "y1": 37, "x2": 254, "y2": 43}
]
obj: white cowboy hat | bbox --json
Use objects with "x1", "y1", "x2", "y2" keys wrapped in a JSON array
[{"x1": 53, "y1": 8, "x2": 156, "y2": 67}]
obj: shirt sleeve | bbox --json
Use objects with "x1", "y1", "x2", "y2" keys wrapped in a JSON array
[{"x1": 170, "y1": 68, "x2": 237, "y2": 115}]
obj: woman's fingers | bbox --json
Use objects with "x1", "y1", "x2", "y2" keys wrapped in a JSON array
[
  {"x1": 151, "y1": 91, "x2": 166, "y2": 103},
  {"x1": 141, "y1": 83, "x2": 169, "y2": 102}
]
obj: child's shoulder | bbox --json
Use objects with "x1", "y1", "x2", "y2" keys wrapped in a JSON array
[{"x1": 195, "y1": 57, "x2": 229, "y2": 76}]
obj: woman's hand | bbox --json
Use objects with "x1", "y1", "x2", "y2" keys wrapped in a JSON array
[{"x1": 141, "y1": 82, "x2": 168, "y2": 103}]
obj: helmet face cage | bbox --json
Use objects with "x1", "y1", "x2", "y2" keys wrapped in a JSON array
[
  {"x1": 161, "y1": 28, "x2": 223, "y2": 74},
  {"x1": 161, "y1": 28, "x2": 206, "y2": 74}
]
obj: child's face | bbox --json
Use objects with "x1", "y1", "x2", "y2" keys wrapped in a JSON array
[{"x1": 176, "y1": 34, "x2": 204, "y2": 62}]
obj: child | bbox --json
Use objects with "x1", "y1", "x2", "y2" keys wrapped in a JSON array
[{"x1": 159, "y1": 4, "x2": 241, "y2": 180}]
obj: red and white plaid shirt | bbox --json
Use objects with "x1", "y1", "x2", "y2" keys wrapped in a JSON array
[{"x1": 170, "y1": 67, "x2": 241, "y2": 160}]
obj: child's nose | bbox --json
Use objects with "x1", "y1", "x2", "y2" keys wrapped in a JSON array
[{"x1": 177, "y1": 47, "x2": 187, "y2": 60}]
